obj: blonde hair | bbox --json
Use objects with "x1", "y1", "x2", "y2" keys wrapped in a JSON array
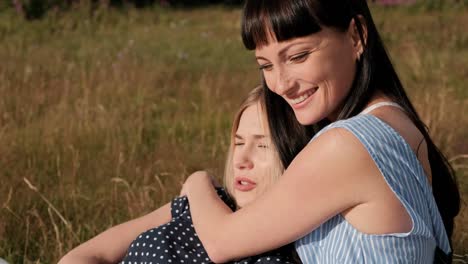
[{"x1": 224, "y1": 86, "x2": 284, "y2": 208}]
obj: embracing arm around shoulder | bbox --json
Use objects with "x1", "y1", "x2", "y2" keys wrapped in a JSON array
[
  {"x1": 186, "y1": 128, "x2": 379, "y2": 263},
  {"x1": 58, "y1": 202, "x2": 171, "y2": 264}
]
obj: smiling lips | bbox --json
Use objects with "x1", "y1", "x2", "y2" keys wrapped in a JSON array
[
  {"x1": 234, "y1": 177, "x2": 257, "y2": 192},
  {"x1": 289, "y1": 87, "x2": 318, "y2": 107}
]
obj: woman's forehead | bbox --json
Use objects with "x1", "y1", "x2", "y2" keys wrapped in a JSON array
[
  {"x1": 237, "y1": 104, "x2": 269, "y2": 136},
  {"x1": 255, "y1": 32, "x2": 326, "y2": 56}
]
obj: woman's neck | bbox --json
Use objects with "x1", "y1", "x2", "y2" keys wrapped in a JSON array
[
  {"x1": 327, "y1": 92, "x2": 393, "y2": 122},
  {"x1": 363, "y1": 92, "x2": 393, "y2": 110},
  {"x1": 326, "y1": 92, "x2": 390, "y2": 122}
]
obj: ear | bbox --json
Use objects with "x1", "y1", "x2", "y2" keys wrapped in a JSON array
[{"x1": 347, "y1": 15, "x2": 368, "y2": 60}]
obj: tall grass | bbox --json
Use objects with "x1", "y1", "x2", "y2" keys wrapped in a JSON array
[{"x1": 0, "y1": 4, "x2": 467, "y2": 263}]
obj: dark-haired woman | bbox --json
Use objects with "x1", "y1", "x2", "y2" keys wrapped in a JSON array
[{"x1": 181, "y1": 0, "x2": 460, "y2": 263}]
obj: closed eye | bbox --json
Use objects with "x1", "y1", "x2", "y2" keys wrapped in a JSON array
[
  {"x1": 259, "y1": 63, "x2": 273, "y2": 71},
  {"x1": 289, "y1": 51, "x2": 312, "y2": 63}
]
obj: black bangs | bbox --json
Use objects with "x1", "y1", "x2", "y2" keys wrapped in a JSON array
[{"x1": 241, "y1": 0, "x2": 322, "y2": 50}]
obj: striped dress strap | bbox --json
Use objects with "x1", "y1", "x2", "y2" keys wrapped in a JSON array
[{"x1": 359, "y1": 101, "x2": 404, "y2": 115}]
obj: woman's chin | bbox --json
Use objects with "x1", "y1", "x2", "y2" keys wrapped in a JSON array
[
  {"x1": 294, "y1": 111, "x2": 321, "y2": 126},
  {"x1": 234, "y1": 196, "x2": 254, "y2": 209}
]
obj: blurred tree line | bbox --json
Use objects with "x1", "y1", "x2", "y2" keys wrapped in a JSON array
[
  {"x1": 7, "y1": 0, "x2": 243, "y2": 20},
  {"x1": 3, "y1": 0, "x2": 468, "y2": 20}
]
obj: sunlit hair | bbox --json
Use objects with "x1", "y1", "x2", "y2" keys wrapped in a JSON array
[
  {"x1": 223, "y1": 86, "x2": 284, "y2": 208},
  {"x1": 241, "y1": 0, "x2": 460, "y2": 249}
]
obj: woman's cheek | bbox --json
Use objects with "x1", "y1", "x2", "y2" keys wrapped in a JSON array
[
  {"x1": 295, "y1": 52, "x2": 328, "y2": 81},
  {"x1": 263, "y1": 72, "x2": 277, "y2": 93}
]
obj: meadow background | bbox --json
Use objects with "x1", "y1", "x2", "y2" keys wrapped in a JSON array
[{"x1": 0, "y1": 1, "x2": 467, "y2": 263}]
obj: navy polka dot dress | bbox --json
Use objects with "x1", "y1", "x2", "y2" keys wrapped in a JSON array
[{"x1": 120, "y1": 188, "x2": 300, "y2": 264}]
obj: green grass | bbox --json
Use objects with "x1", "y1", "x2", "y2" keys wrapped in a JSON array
[{"x1": 0, "y1": 4, "x2": 467, "y2": 263}]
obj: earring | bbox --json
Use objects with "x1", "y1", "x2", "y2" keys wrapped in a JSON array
[{"x1": 357, "y1": 51, "x2": 362, "y2": 62}]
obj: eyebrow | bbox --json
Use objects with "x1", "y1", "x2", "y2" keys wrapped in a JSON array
[
  {"x1": 235, "y1": 134, "x2": 268, "y2": 139},
  {"x1": 255, "y1": 40, "x2": 319, "y2": 61}
]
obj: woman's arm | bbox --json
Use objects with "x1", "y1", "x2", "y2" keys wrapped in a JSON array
[
  {"x1": 185, "y1": 129, "x2": 375, "y2": 263},
  {"x1": 58, "y1": 202, "x2": 171, "y2": 264}
]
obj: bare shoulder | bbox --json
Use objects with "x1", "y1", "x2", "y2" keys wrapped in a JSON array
[
  {"x1": 296, "y1": 126, "x2": 373, "y2": 172},
  {"x1": 286, "y1": 126, "x2": 379, "y2": 207}
]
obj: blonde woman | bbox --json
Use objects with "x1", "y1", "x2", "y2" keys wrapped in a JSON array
[{"x1": 59, "y1": 86, "x2": 302, "y2": 264}]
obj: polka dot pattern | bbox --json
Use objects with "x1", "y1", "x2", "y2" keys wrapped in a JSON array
[{"x1": 120, "y1": 188, "x2": 300, "y2": 264}]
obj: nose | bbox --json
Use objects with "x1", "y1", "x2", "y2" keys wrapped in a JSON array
[
  {"x1": 234, "y1": 147, "x2": 254, "y2": 171},
  {"x1": 274, "y1": 66, "x2": 294, "y2": 95}
]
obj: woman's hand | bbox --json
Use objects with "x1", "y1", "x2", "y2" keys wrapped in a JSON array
[{"x1": 180, "y1": 170, "x2": 220, "y2": 197}]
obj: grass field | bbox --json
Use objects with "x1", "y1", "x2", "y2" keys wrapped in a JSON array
[{"x1": 0, "y1": 3, "x2": 467, "y2": 263}]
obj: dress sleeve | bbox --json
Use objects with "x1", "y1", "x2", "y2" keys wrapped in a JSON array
[
  {"x1": 171, "y1": 187, "x2": 235, "y2": 219},
  {"x1": 170, "y1": 196, "x2": 189, "y2": 218},
  {"x1": 215, "y1": 187, "x2": 237, "y2": 211},
  {"x1": 233, "y1": 244, "x2": 301, "y2": 264}
]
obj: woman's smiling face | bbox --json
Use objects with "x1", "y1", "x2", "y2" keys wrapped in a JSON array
[{"x1": 255, "y1": 27, "x2": 359, "y2": 124}]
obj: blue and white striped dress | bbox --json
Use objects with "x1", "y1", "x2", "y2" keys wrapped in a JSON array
[{"x1": 295, "y1": 113, "x2": 451, "y2": 263}]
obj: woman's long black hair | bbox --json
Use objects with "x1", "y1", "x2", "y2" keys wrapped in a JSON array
[{"x1": 241, "y1": 0, "x2": 460, "y2": 254}]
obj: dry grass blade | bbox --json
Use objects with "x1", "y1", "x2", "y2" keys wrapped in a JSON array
[
  {"x1": 453, "y1": 253, "x2": 468, "y2": 263},
  {"x1": 111, "y1": 177, "x2": 131, "y2": 188},
  {"x1": 23, "y1": 177, "x2": 79, "y2": 243},
  {"x1": 1, "y1": 188, "x2": 22, "y2": 221},
  {"x1": 23, "y1": 216, "x2": 30, "y2": 264},
  {"x1": 48, "y1": 207, "x2": 63, "y2": 259},
  {"x1": 450, "y1": 155, "x2": 468, "y2": 163}
]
